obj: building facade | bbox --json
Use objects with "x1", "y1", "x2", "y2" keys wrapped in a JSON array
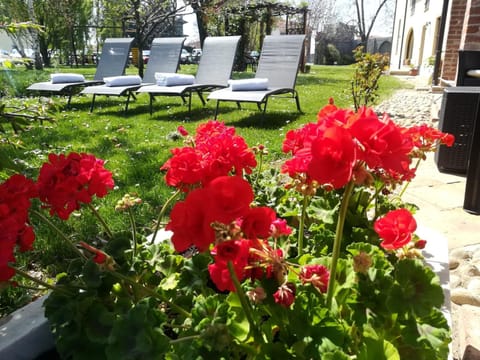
[
  {"x1": 390, "y1": 0, "x2": 480, "y2": 85},
  {"x1": 390, "y1": 0, "x2": 444, "y2": 76}
]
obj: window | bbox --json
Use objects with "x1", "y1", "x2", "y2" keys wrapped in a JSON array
[
  {"x1": 425, "y1": 0, "x2": 430, "y2": 11},
  {"x1": 411, "y1": 0, "x2": 416, "y2": 15}
]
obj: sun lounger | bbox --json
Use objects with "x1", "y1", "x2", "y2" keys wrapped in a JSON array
[
  {"x1": 27, "y1": 38, "x2": 134, "y2": 106},
  {"x1": 136, "y1": 36, "x2": 241, "y2": 115},
  {"x1": 80, "y1": 37, "x2": 185, "y2": 113},
  {"x1": 207, "y1": 35, "x2": 305, "y2": 119}
]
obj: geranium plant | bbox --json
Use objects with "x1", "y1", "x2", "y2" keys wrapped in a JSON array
[{"x1": 0, "y1": 101, "x2": 454, "y2": 359}]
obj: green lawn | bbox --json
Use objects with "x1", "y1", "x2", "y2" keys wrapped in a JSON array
[
  {"x1": 0, "y1": 64, "x2": 411, "y2": 315},
  {"x1": 2, "y1": 64, "x2": 410, "y2": 207}
]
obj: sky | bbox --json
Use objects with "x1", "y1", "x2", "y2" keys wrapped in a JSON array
[
  {"x1": 333, "y1": 0, "x2": 395, "y2": 37},
  {"x1": 178, "y1": 3, "x2": 199, "y2": 44}
]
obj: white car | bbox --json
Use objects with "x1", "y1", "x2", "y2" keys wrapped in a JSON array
[{"x1": 180, "y1": 49, "x2": 192, "y2": 64}]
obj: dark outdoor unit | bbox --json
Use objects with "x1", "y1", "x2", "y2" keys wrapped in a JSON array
[
  {"x1": 434, "y1": 87, "x2": 480, "y2": 174},
  {"x1": 464, "y1": 105, "x2": 480, "y2": 215}
]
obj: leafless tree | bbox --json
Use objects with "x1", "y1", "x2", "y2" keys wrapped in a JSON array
[{"x1": 353, "y1": 0, "x2": 391, "y2": 49}]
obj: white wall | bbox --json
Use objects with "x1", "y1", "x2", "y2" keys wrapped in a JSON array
[{"x1": 390, "y1": 0, "x2": 445, "y2": 73}]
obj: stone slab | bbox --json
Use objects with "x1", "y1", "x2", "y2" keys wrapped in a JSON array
[
  {"x1": 418, "y1": 225, "x2": 453, "y2": 360},
  {"x1": 0, "y1": 295, "x2": 55, "y2": 359}
]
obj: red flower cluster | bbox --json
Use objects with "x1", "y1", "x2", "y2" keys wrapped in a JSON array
[
  {"x1": 0, "y1": 152, "x2": 114, "y2": 282},
  {"x1": 373, "y1": 208, "x2": 417, "y2": 250},
  {"x1": 166, "y1": 176, "x2": 253, "y2": 252},
  {"x1": 163, "y1": 121, "x2": 333, "y2": 305},
  {"x1": 299, "y1": 264, "x2": 330, "y2": 293},
  {"x1": 282, "y1": 101, "x2": 453, "y2": 189},
  {"x1": 161, "y1": 121, "x2": 257, "y2": 191},
  {"x1": 37, "y1": 152, "x2": 114, "y2": 220},
  {"x1": 402, "y1": 124, "x2": 455, "y2": 156},
  {"x1": 0, "y1": 175, "x2": 37, "y2": 281}
]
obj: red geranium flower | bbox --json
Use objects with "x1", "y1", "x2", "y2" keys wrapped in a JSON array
[
  {"x1": 299, "y1": 264, "x2": 330, "y2": 293},
  {"x1": 166, "y1": 188, "x2": 216, "y2": 252},
  {"x1": 403, "y1": 124, "x2": 455, "y2": 153},
  {"x1": 347, "y1": 108, "x2": 413, "y2": 178},
  {"x1": 37, "y1": 152, "x2": 114, "y2": 220},
  {"x1": 167, "y1": 176, "x2": 254, "y2": 253},
  {"x1": 273, "y1": 283, "x2": 296, "y2": 307},
  {"x1": 271, "y1": 219, "x2": 292, "y2": 238},
  {"x1": 208, "y1": 239, "x2": 251, "y2": 292},
  {"x1": 161, "y1": 147, "x2": 204, "y2": 191},
  {"x1": 240, "y1": 207, "x2": 277, "y2": 239},
  {"x1": 374, "y1": 208, "x2": 417, "y2": 250},
  {"x1": 0, "y1": 174, "x2": 38, "y2": 281},
  {"x1": 308, "y1": 124, "x2": 356, "y2": 189},
  {"x1": 161, "y1": 121, "x2": 257, "y2": 191}
]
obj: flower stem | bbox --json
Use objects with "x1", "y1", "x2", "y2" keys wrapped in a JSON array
[
  {"x1": 398, "y1": 158, "x2": 422, "y2": 198},
  {"x1": 253, "y1": 151, "x2": 264, "y2": 187},
  {"x1": 227, "y1": 261, "x2": 266, "y2": 345},
  {"x1": 297, "y1": 194, "x2": 309, "y2": 257},
  {"x1": 128, "y1": 207, "x2": 137, "y2": 261},
  {"x1": 169, "y1": 335, "x2": 200, "y2": 344},
  {"x1": 13, "y1": 267, "x2": 73, "y2": 296},
  {"x1": 326, "y1": 180, "x2": 355, "y2": 309},
  {"x1": 87, "y1": 203, "x2": 113, "y2": 239},
  {"x1": 150, "y1": 189, "x2": 181, "y2": 244},
  {"x1": 30, "y1": 209, "x2": 87, "y2": 260},
  {"x1": 107, "y1": 270, "x2": 191, "y2": 318}
]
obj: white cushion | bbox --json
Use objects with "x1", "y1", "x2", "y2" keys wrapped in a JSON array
[
  {"x1": 228, "y1": 78, "x2": 269, "y2": 91},
  {"x1": 467, "y1": 69, "x2": 480, "y2": 78},
  {"x1": 155, "y1": 73, "x2": 195, "y2": 86},
  {"x1": 50, "y1": 73, "x2": 85, "y2": 84},
  {"x1": 103, "y1": 75, "x2": 142, "y2": 87}
]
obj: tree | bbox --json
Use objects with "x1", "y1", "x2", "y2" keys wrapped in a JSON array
[
  {"x1": 98, "y1": 0, "x2": 185, "y2": 77},
  {"x1": 353, "y1": 0, "x2": 391, "y2": 49},
  {"x1": 306, "y1": 0, "x2": 335, "y2": 34},
  {"x1": 0, "y1": 0, "x2": 44, "y2": 69},
  {"x1": 0, "y1": 23, "x2": 53, "y2": 172}
]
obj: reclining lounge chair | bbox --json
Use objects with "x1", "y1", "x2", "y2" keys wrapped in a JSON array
[
  {"x1": 136, "y1": 36, "x2": 241, "y2": 115},
  {"x1": 27, "y1": 38, "x2": 134, "y2": 106},
  {"x1": 81, "y1": 37, "x2": 185, "y2": 113},
  {"x1": 208, "y1": 35, "x2": 305, "y2": 119}
]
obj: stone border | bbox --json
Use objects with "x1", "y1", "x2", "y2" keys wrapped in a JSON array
[
  {"x1": 418, "y1": 225, "x2": 453, "y2": 360},
  {"x1": 0, "y1": 295, "x2": 55, "y2": 359}
]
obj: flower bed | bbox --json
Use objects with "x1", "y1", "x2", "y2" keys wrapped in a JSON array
[{"x1": 0, "y1": 101, "x2": 454, "y2": 359}]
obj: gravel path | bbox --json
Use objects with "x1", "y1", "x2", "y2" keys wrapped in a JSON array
[{"x1": 374, "y1": 89, "x2": 438, "y2": 127}]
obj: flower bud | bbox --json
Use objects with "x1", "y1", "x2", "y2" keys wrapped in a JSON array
[
  {"x1": 353, "y1": 252, "x2": 373, "y2": 274},
  {"x1": 273, "y1": 282, "x2": 296, "y2": 308},
  {"x1": 246, "y1": 287, "x2": 267, "y2": 304}
]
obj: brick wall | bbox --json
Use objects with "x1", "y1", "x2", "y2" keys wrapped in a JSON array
[
  {"x1": 442, "y1": 0, "x2": 467, "y2": 81},
  {"x1": 462, "y1": 0, "x2": 480, "y2": 48}
]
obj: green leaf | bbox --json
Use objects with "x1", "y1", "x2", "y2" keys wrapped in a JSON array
[
  {"x1": 386, "y1": 259, "x2": 444, "y2": 317},
  {"x1": 357, "y1": 338, "x2": 400, "y2": 360},
  {"x1": 106, "y1": 299, "x2": 168, "y2": 359},
  {"x1": 316, "y1": 338, "x2": 351, "y2": 359},
  {"x1": 159, "y1": 273, "x2": 179, "y2": 290},
  {"x1": 226, "y1": 292, "x2": 249, "y2": 342},
  {"x1": 417, "y1": 323, "x2": 450, "y2": 349},
  {"x1": 358, "y1": 326, "x2": 401, "y2": 360},
  {"x1": 82, "y1": 260, "x2": 102, "y2": 288}
]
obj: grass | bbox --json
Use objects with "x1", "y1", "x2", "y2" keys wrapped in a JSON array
[{"x1": 0, "y1": 63, "x2": 410, "y2": 315}]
